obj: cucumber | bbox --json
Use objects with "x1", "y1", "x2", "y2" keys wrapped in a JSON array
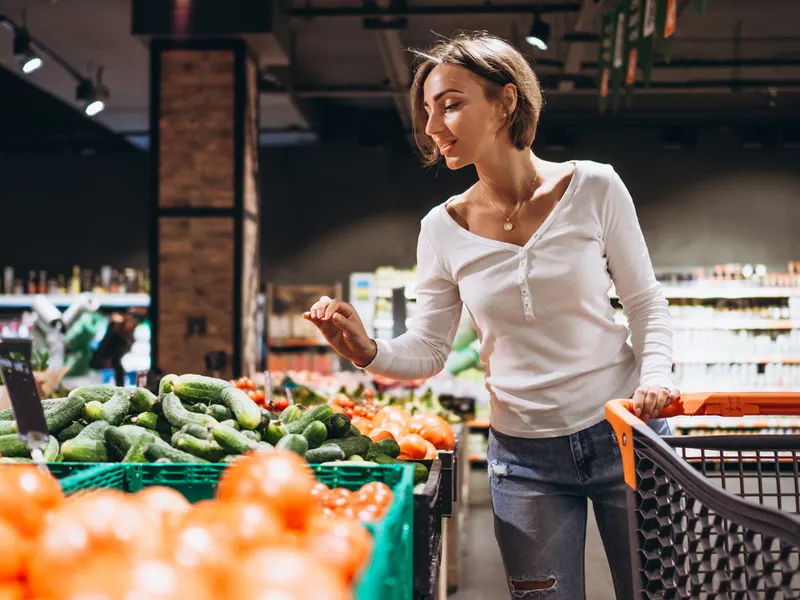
[
  {"x1": 372, "y1": 454, "x2": 429, "y2": 485},
  {"x1": 212, "y1": 425, "x2": 259, "y2": 455},
  {"x1": 84, "y1": 401, "x2": 105, "y2": 422},
  {"x1": 131, "y1": 412, "x2": 159, "y2": 430},
  {"x1": 0, "y1": 457, "x2": 34, "y2": 464},
  {"x1": 321, "y1": 435, "x2": 371, "y2": 459},
  {"x1": 306, "y1": 445, "x2": 345, "y2": 463},
  {"x1": 241, "y1": 429, "x2": 261, "y2": 442},
  {"x1": 280, "y1": 405, "x2": 303, "y2": 425},
  {"x1": 104, "y1": 427, "x2": 134, "y2": 460},
  {"x1": 76, "y1": 420, "x2": 112, "y2": 442},
  {"x1": 0, "y1": 398, "x2": 65, "y2": 421},
  {"x1": 206, "y1": 404, "x2": 232, "y2": 421},
  {"x1": 69, "y1": 385, "x2": 125, "y2": 404},
  {"x1": 162, "y1": 393, "x2": 220, "y2": 429},
  {"x1": 256, "y1": 442, "x2": 274, "y2": 453},
  {"x1": 159, "y1": 374, "x2": 178, "y2": 395},
  {"x1": 122, "y1": 436, "x2": 151, "y2": 463},
  {"x1": 145, "y1": 440, "x2": 208, "y2": 464},
  {"x1": 0, "y1": 421, "x2": 16, "y2": 435},
  {"x1": 347, "y1": 455, "x2": 365, "y2": 462},
  {"x1": 285, "y1": 405, "x2": 335, "y2": 436},
  {"x1": 184, "y1": 402, "x2": 208, "y2": 415},
  {"x1": 219, "y1": 454, "x2": 241, "y2": 464},
  {"x1": 117, "y1": 425, "x2": 160, "y2": 443},
  {"x1": 275, "y1": 434, "x2": 308, "y2": 458},
  {"x1": 220, "y1": 419, "x2": 240, "y2": 431},
  {"x1": 172, "y1": 433, "x2": 226, "y2": 462},
  {"x1": 42, "y1": 436, "x2": 60, "y2": 462},
  {"x1": 345, "y1": 423, "x2": 361, "y2": 438},
  {"x1": 0, "y1": 434, "x2": 28, "y2": 458},
  {"x1": 302, "y1": 421, "x2": 328, "y2": 449},
  {"x1": 370, "y1": 439, "x2": 401, "y2": 459},
  {"x1": 154, "y1": 457, "x2": 173, "y2": 464},
  {"x1": 130, "y1": 388, "x2": 157, "y2": 413},
  {"x1": 56, "y1": 420, "x2": 86, "y2": 443},
  {"x1": 100, "y1": 391, "x2": 132, "y2": 426},
  {"x1": 44, "y1": 395, "x2": 86, "y2": 433},
  {"x1": 218, "y1": 386, "x2": 261, "y2": 431},
  {"x1": 172, "y1": 374, "x2": 231, "y2": 404},
  {"x1": 61, "y1": 438, "x2": 108, "y2": 462},
  {"x1": 180, "y1": 424, "x2": 211, "y2": 440},
  {"x1": 263, "y1": 422, "x2": 287, "y2": 446},
  {"x1": 326, "y1": 413, "x2": 351, "y2": 439}
]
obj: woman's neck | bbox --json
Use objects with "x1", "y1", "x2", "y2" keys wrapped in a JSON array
[{"x1": 475, "y1": 147, "x2": 540, "y2": 210}]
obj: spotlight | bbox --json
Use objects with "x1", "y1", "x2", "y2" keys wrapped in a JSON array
[
  {"x1": 13, "y1": 28, "x2": 42, "y2": 74},
  {"x1": 76, "y1": 68, "x2": 109, "y2": 117},
  {"x1": 526, "y1": 15, "x2": 550, "y2": 51}
]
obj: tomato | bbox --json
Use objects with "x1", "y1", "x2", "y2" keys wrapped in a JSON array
[
  {"x1": 423, "y1": 439, "x2": 438, "y2": 459},
  {"x1": 383, "y1": 421, "x2": 409, "y2": 440},
  {"x1": 351, "y1": 416, "x2": 373, "y2": 435},
  {"x1": 367, "y1": 428, "x2": 395, "y2": 443},
  {"x1": 0, "y1": 582, "x2": 24, "y2": 600},
  {"x1": 304, "y1": 514, "x2": 373, "y2": 582},
  {"x1": 217, "y1": 450, "x2": 317, "y2": 530},
  {"x1": 181, "y1": 500, "x2": 284, "y2": 554},
  {"x1": 0, "y1": 518, "x2": 26, "y2": 581},
  {"x1": 372, "y1": 407, "x2": 410, "y2": 429},
  {"x1": 273, "y1": 396, "x2": 290, "y2": 412},
  {"x1": 409, "y1": 413, "x2": 456, "y2": 451},
  {"x1": 311, "y1": 482, "x2": 330, "y2": 504},
  {"x1": 324, "y1": 488, "x2": 352, "y2": 510},
  {"x1": 168, "y1": 522, "x2": 236, "y2": 589},
  {"x1": 398, "y1": 434, "x2": 428, "y2": 460},
  {"x1": 133, "y1": 486, "x2": 191, "y2": 533},
  {"x1": 0, "y1": 464, "x2": 63, "y2": 537}
]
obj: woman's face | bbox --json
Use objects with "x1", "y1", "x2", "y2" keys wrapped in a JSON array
[{"x1": 422, "y1": 63, "x2": 507, "y2": 170}]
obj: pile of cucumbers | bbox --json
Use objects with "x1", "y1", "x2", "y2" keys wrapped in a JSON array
[{"x1": 0, "y1": 373, "x2": 429, "y2": 483}]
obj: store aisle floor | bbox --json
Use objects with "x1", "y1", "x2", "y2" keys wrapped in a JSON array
[{"x1": 450, "y1": 470, "x2": 617, "y2": 600}]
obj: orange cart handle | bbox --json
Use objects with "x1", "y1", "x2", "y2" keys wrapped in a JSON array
[{"x1": 659, "y1": 392, "x2": 800, "y2": 418}]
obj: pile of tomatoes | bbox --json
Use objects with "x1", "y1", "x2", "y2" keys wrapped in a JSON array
[
  {"x1": 350, "y1": 406, "x2": 456, "y2": 460},
  {"x1": 0, "y1": 450, "x2": 382, "y2": 600},
  {"x1": 231, "y1": 377, "x2": 290, "y2": 412},
  {"x1": 328, "y1": 391, "x2": 379, "y2": 421}
]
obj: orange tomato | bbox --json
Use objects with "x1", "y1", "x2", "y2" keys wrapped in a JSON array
[
  {"x1": 0, "y1": 518, "x2": 26, "y2": 581},
  {"x1": 351, "y1": 416, "x2": 373, "y2": 435},
  {"x1": 181, "y1": 500, "x2": 284, "y2": 553},
  {"x1": 0, "y1": 465, "x2": 63, "y2": 537},
  {"x1": 324, "y1": 488, "x2": 352, "y2": 511},
  {"x1": 367, "y1": 428, "x2": 395, "y2": 443},
  {"x1": 372, "y1": 407, "x2": 409, "y2": 429},
  {"x1": 0, "y1": 582, "x2": 24, "y2": 600},
  {"x1": 304, "y1": 514, "x2": 373, "y2": 582},
  {"x1": 167, "y1": 521, "x2": 236, "y2": 590},
  {"x1": 383, "y1": 421, "x2": 408, "y2": 440},
  {"x1": 409, "y1": 413, "x2": 456, "y2": 451},
  {"x1": 423, "y1": 439, "x2": 438, "y2": 459},
  {"x1": 227, "y1": 548, "x2": 353, "y2": 600},
  {"x1": 398, "y1": 434, "x2": 428, "y2": 460},
  {"x1": 311, "y1": 482, "x2": 330, "y2": 504},
  {"x1": 216, "y1": 450, "x2": 317, "y2": 530},
  {"x1": 133, "y1": 486, "x2": 191, "y2": 532}
]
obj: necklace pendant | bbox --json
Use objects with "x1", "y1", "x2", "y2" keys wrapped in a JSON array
[{"x1": 504, "y1": 222, "x2": 514, "y2": 231}]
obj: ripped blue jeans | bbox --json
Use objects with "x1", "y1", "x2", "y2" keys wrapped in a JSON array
[{"x1": 488, "y1": 417, "x2": 671, "y2": 599}]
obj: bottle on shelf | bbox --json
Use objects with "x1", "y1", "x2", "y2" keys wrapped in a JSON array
[
  {"x1": 26, "y1": 271, "x2": 36, "y2": 295},
  {"x1": 3, "y1": 267, "x2": 13, "y2": 295},
  {"x1": 38, "y1": 271, "x2": 47, "y2": 294},
  {"x1": 70, "y1": 266, "x2": 81, "y2": 295}
]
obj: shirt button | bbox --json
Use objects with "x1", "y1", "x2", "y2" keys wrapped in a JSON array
[{"x1": 522, "y1": 289, "x2": 528, "y2": 295}]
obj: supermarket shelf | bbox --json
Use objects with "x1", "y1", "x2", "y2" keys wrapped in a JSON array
[
  {"x1": 611, "y1": 287, "x2": 800, "y2": 300},
  {"x1": 616, "y1": 317, "x2": 800, "y2": 330},
  {"x1": 0, "y1": 293, "x2": 150, "y2": 308},
  {"x1": 673, "y1": 357, "x2": 800, "y2": 365}
]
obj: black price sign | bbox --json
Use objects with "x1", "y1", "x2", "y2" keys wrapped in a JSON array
[{"x1": 0, "y1": 357, "x2": 47, "y2": 437}]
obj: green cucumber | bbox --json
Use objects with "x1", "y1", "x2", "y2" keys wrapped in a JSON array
[
  {"x1": 122, "y1": 436, "x2": 151, "y2": 463},
  {"x1": 256, "y1": 442, "x2": 274, "y2": 453},
  {"x1": 280, "y1": 405, "x2": 303, "y2": 424},
  {"x1": 241, "y1": 429, "x2": 261, "y2": 442},
  {"x1": 130, "y1": 388, "x2": 157, "y2": 413},
  {"x1": 56, "y1": 420, "x2": 86, "y2": 443},
  {"x1": 263, "y1": 422, "x2": 287, "y2": 446},
  {"x1": 219, "y1": 454, "x2": 241, "y2": 464},
  {"x1": 218, "y1": 386, "x2": 261, "y2": 430},
  {"x1": 61, "y1": 438, "x2": 108, "y2": 462},
  {"x1": 99, "y1": 391, "x2": 132, "y2": 426},
  {"x1": 306, "y1": 445, "x2": 345, "y2": 463},
  {"x1": 76, "y1": 420, "x2": 112, "y2": 442},
  {"x1": 172, "y1": 433, "x2": 226, "y2": 462},
  {"x1": 0, "y1": 457, "x2": 34, "y2": 464},
  {"x1": 285, "y1": 405, "x2": 335, "y2": 436},
  {"x1": 220, "y1": 419, "x2": 240, "y2": 431},
  {"x1": 84, "y1": 401, "x2": 105, "y2": 422},
  {"x1": 302, "y1": 421, "x2": 328, "y2": 449},
  {"x1": 275, "y1": 434, "x2": 308, "y2": 458},
  {"x1": 159, "y1": 374, "x2": 178, "y2": 395},
  {"x1": 69, "y1": 385, "x2": 125, "y2": 404},
  {"x1": 172, "y1": 374, "x2": 231, "y2": 404},
  {"x1": 212, "y1": 425, "x2": 259, "y2": 455},
  {"x1": 44, "y1": 395, "x2": 86, "y2": 433},
  {"x1": 370, "y1": 439, "x2": 401, "y2": 459},
  {"x1": 0, "y1": 398, "x2": 65, "y2": 421},
  {"x1": 131, "y1": 412, "x2": 159, "y2": 430},
  {"x1": 118, "y1": 424, "x2": 160, "y2": 443},
  {"x1": 345, "y1": 423, "x2": 361, "y2": 438},
  {"x1": 144, "y1": 439, "x2": 208, "y2": 463},
  {"x1": 104, "y1": 427, "x2": 134, "y2": 460},
  {"x1": 0, "y1": 421, "x2": 16, "y2": 435},
  {"x1": 42, "y1": 436, "x2": 60, "y2": 462},
  {"x1": 184, "y1": 402, "x2": 208, "y2": 414},
  {"x1": 321, "y1": 435, "x2": 371, "y2": 459},
  {"x1": 372, "y1": 454, "x2": 429, "y2": 485},
  {"x1": 326, "y1": 413, "x2": 351, "y2": 439},
  {"x1": 0, "y1": 434, "x2": 28, "y2": 457},
  {"x1": 162, "y1": 393, "x2": 220, "y2": 429},
  {"x1": 180, "y1": 424, "x2": 211, "y2": 440},
  {"x1": 206, "y1": 404, "x2": 232, "y2": 421}
]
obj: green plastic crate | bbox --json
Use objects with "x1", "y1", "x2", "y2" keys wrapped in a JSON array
[
  {"x1": 58, "y1": 463, "x2": 126, "y2": 493},
  {"x1": 55, "y1": 462, "x2": 414, "y2": 600}
]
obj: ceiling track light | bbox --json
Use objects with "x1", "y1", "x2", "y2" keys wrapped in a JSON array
[
  {"x1": 526, "y1": 14, "x2": 551, "y2": 51},
  {"x1": 76, "y1": 67, "x2": 110, "y2": 117},
  {"x1": 13, "y1": 28, "x2": 42, "y2": 74}
]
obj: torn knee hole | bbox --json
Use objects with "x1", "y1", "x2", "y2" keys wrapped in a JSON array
[
  {"x1": 510, "y1": 577, "x2": 556, "y2": 593},
  {"x1": 488, "y1": 461, "x2": 508, "y2": 477}
]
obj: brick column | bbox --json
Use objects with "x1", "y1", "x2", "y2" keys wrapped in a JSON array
[{"x1": 149, "y1": 39, "x2": 261, "y2": 378}]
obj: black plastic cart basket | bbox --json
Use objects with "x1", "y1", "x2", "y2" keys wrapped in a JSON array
[{"x1": 606, "y1": 393, "x2": 800, "y2": 599}]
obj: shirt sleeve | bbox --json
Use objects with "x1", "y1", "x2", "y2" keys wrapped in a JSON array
[
  {"x1": 602, "y1": 167, "x2": 676, "y2": 389},
  {"x1": 361, "y1": 226, "x2": 463, "y2": 380}
]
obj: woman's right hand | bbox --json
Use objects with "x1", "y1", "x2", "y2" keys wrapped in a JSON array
[{"x1": 303, "y1": 296, "x2": 378, "y2": 368}]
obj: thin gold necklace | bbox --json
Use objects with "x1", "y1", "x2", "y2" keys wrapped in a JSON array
[{"x1": 479, "y1": 174, "x2": 540, "y2": 232}]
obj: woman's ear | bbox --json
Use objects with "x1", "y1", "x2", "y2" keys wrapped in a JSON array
[{"x1": 502, "y1": 83, "x2": 519, "y2": 118}]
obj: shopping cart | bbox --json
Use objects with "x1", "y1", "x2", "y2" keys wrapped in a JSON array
[{"x1": 605, "y1": 393, "x2": 800, "y2": 599}]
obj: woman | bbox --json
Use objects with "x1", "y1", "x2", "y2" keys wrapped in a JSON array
[{"x1": 305, "y1": 31, "x2": 678, "y2": 600}]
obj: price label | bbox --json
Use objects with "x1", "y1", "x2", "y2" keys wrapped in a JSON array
[{"x1": 0, "y1": 357, "x2": 47, "y2": 437}]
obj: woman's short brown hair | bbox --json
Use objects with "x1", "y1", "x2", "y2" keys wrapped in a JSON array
[{"x1": 409, "y1": 31, "x2": 543, "y2": 167}]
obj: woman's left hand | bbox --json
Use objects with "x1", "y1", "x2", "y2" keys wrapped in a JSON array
[{"x1": 632, "y1": 385, "x2": 680, "y2": 421}]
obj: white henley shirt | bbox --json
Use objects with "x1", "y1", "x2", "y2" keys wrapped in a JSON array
[{"x1": 364, "y1": 160, "x2": 675, "y2": 438}]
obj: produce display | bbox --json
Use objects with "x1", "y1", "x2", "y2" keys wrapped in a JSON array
[
  {"x1": 0, "y1": 450, "x2": 383, "y2": 600},
  {"x1": 0, "y1": 373, "x2": 454, "y2": 481}
]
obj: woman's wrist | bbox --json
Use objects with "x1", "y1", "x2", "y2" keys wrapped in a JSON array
[{"x1": 353, "y1": 339, "x2": 378, "y2": 369}]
